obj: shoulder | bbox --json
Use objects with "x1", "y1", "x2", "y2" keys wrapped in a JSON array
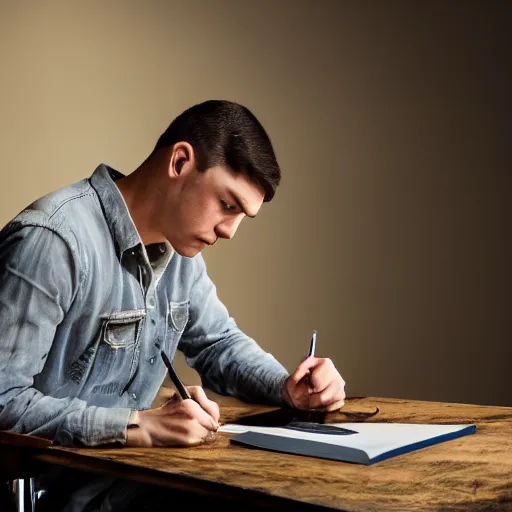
[
  {"x1": 1, "y1": 178, "x2": 100, "y2": 253},
  {"x1": 26, "y1": 177, "x2": 98, "y2": 230},
  {"x1": 0, "y1": 179, "x2": 102, "y2": 281}
]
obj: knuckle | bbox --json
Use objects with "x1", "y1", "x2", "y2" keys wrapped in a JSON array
[
  {"x1": 181, "y1": 401, "x2": 198, "y2": 416},
  {"x1": 320, "y1": 391, "x2": 332, "y2": 405},
  {"x1": 188, "y1": 386, "x2": 203, "y2": 397},
  {"x1": 323, "y1": 357, "x2": 333, "y2": 367},
  {"x1": 182, "y1": 399, "x2": 193, "y2": 410}
]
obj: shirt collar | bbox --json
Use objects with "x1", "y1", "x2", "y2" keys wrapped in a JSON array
[{"x1": 89, "y1": 163, "x2": 142, "y2": 257}]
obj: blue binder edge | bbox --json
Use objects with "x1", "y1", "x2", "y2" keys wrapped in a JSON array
[{"x1": 369, "y1": 424, "x2": 477, "y2": 464}]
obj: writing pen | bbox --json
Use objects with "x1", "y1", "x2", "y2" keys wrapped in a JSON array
[
  {"x1": 302, "y1": 329, "x2": 317, "y2": 390},
  {"x1": 308, "y1": 330, "x2": 317, "y2": 358},
  {"x1": 160, "y1": 350, "x2": 192, "y2": 400}
]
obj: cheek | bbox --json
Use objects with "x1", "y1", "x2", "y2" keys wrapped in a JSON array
[
  {"x1": 182, "y1": 200, "x2": 218, "y2": 231},
  {"x1": 197, "y1": 197, "x2": 219, "y2": 220}
]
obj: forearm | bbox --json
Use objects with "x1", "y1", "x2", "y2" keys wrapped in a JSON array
[
  {"x1": 182, "y1": 330, "x2": 289, "y2": 405},
  {"x1": 180, "y1": 255, "x2": 290, "y2": 405},
  {"x1": 0, "y1": 387, "x2": 132, "y2": 446}
]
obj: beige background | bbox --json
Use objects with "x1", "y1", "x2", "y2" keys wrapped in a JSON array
[{"x1": 1, "y1": 1, "x2": 510, "y2": 406}]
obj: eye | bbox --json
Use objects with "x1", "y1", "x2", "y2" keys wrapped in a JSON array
[{"x1": 221, "y1": 201, "x2": 237, "y2": 212}]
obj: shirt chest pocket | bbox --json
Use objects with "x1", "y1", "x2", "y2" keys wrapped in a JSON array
[
  {"x1": 104, "y1": 310, "x2": 146, "y2": 348},
  {"x1": 104, "y1": 311, "x2": 145, "y2": 349},
  {"x1": 87, "y1": 309, "x2": 146, "y2": 395},
  {"x1": 169, "y1": 300, "x2": 190, "y2": 332}
]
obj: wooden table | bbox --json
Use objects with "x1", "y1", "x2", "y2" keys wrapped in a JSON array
[{"x1": 1, "y1": 397, "x2": 511, "y2": 511}]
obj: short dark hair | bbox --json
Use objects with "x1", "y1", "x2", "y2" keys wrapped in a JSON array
[{"x1": 153, "y1": 100, "x2": 281, "y2": 201}]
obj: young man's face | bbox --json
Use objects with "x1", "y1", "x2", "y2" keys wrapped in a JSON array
[{"x1": 162, "y1": 162, "x2": 265, "y2": 258}]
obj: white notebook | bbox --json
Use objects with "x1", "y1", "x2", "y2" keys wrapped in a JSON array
[{"x1": 219, "y1": 422, "x2": 476, "y2": 465}]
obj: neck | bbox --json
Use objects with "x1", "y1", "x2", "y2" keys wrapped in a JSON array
[{"x1": 116, "y1": 155, "x2": 167, "y2": 246}]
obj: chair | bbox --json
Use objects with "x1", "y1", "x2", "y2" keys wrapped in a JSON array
[{"x1": 6, "y1": 478, "x2": 38, "y2": 512}]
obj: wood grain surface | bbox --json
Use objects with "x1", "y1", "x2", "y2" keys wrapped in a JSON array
[{"x1": 31, "y1": 396, "x2": 512, "y2": 511}]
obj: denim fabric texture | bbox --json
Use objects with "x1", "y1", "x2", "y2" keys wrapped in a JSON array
[{"x1": 0, "y1": 164, "x2": 289, "y2": 447}]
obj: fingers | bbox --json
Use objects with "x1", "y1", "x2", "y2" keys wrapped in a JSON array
[
  {"x1": 159, "y1": 395, "x2": 218, "y2": 435},
  {"x1": 322, "y1": 399, "x2": 346, "y2": 412},
  {"x1": 178, "y1": 398, "x2": 219, "y2": 432},
  {"x1": 135, "y1": 387, "x2": 222, "y2": 448},
  {"x1": 307, "y1": 379, "x2": 346, "y2": 410},
  {"x1": 308, "y1": 358, "x2": 345, "y2": 394},
  {"x1": 187, "y1": 386, "x2": 220, "y2": 426},
  {"x1": 284, "y1": 357, "x2": 346, "y2": 411}
]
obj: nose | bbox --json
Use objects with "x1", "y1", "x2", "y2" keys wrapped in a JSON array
[{"x1": 215, "y1": 215, "x2": 244, "y2": 240}]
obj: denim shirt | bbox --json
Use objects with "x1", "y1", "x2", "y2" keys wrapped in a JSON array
[{"x1": 0, "y1": 164, "x2": 288, "y2": 447}]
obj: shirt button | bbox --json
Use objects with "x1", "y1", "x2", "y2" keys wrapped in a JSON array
[
  {"x1": 148, "y1": 297, "x2": 155, "y2": 308},
  {"x1": 149, "y1": 358, "x2": 155, "y2": 364},
  {"x1": 151, "y1": 319, "x2": 156, "y2": 325},
  {"x1": 132, "y1": 393, "x2": 137, "y2": 400}
]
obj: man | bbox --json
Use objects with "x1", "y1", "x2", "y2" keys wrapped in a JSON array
[{"x1": 0, "y1": 100, "x2": 345, "y2": 509}]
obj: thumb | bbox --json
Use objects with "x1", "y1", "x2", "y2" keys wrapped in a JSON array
[{"x1": 290, "y1": 356, "x2": 318, "y2": 384}]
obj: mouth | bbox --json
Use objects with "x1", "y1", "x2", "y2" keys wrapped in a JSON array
[{"x1": 199, "y1": 238, "x2": 215, "y2": 246}]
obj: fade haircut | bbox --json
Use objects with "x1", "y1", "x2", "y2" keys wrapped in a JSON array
[{"x1": 153, "y1": 100, "x2": 281, "y2": 201}]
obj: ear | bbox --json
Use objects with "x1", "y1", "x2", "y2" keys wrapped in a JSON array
[{"x1": 168, "y1": 142, "x2": 195, "y2": 178}]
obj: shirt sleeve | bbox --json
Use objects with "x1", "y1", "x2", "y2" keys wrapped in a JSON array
[
  {"x1": 0, "y1": 224, "x2": 131, "y2": 446},
  {"x1": 178, "y1": 254, "x2": 289, "y2": 405}
]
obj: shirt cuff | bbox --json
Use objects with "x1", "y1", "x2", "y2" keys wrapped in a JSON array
[
  {"x1": 266, "y1": 372, "x2": 290, "y2": 405},
  {"x1": 55, "y1": 406, "x2": 132, "y2": 447}
]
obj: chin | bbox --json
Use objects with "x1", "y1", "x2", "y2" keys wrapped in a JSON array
[{"x1": 174, "y1": 245, "x2": 202, "y2": 258}]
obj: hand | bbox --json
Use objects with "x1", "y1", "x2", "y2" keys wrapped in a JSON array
[
  {"x1": 126, "y1": 386, "x2": 220, "y2": 447},
  {"x1": 282, "y1": 357, "x2": 345, "y2": 412}
]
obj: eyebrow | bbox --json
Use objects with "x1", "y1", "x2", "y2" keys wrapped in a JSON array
[{"x1": 229, "y1": 191, "x2": 256, "y2": 218}]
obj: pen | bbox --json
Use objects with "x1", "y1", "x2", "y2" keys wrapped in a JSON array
[
  {"x1": 302, "y1": 330, "x2": 317, "y2": 390},
  {"x1": 160, "y1": 350, "x2": 192, "y2": 400},
  {"x1": 308, "y1": 330, "x2": 317, "y2": 358}
]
